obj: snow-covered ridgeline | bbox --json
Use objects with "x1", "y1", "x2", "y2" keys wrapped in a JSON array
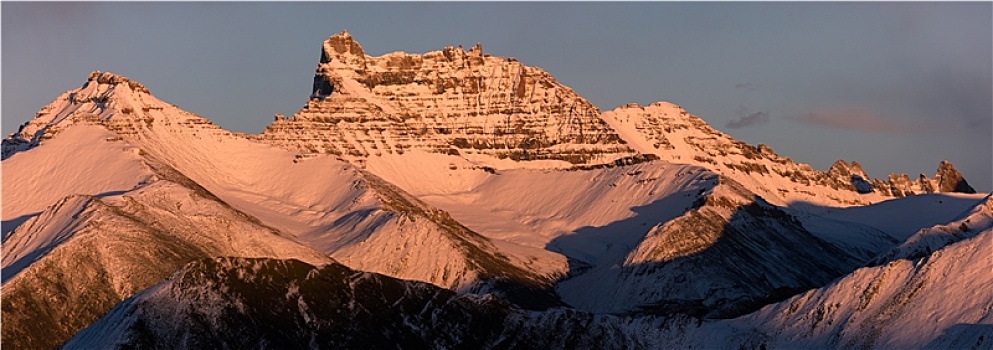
[{"x1": 2, "y1": 30, "x2": 988, "y2": 349}]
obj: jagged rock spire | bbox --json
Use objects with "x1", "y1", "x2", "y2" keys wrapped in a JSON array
[
  {"x1": 312, "y1": 30, "x2": 368, "y2": 100},
  {"x1": 876, "y1": 160, "x2": 976, "y2": 196},
  {"x1": 826, "y1": 160, "x2": 873, "y2": 193},
  {"x1": 936, "y1": 160, "x2": 975, "y2": 193},
  {"x1": 322, "y1": 30, "x2": 366, "y2": 65}
]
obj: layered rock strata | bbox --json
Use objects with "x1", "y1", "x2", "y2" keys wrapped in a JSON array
[{"x1": 258, "y1": 31, "x2": 635, "y2": 165}]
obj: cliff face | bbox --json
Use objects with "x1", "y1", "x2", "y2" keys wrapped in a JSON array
[
  {"x1": 252, "y1": 31, "x2": 979, "y2": 202},
  {"x1": 259, "y1": 31, "x2": 634, "y2": 165}
]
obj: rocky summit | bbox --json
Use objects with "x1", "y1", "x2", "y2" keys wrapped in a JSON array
[{"x1": 258, "y1": 31, "x2": 634, "y2": 165}]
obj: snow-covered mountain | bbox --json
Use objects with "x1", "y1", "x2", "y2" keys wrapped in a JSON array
[
  {"x1": 2, "y1": 160, "x2": 333, "y2": 349},
  {"x1": 3, "y1": 32, "x2": 988, "y2": 349},
  {"x1": 600, "y1": 102, "x2": 975, "y2": 207},
  {"x1": 2, "y1": 69, "x2": 562, "y2": 349},
  {"x1": 723, "y1": 195, "x2": 993, "y2": 349}
]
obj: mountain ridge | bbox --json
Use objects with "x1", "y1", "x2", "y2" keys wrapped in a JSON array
[
  {"x1": 258, "y1": 30, "x2": 635, "y2": 167},
  {"x1": 3, "y1": 66, "x2": 975, "y2": 201},
  {"x1": 3, "y1": 31, "x2": 989, "y2": 349}
]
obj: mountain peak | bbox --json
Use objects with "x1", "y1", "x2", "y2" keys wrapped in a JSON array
[
  {"x1": 321, "y1": 30, "x2": 366, "y2": 66},
  {"x1": 936, "y1": 160, "x2": 975, "y2": 193},
  {"x1": 828, "y1": 159, "x2": 867, "y2": 177},
  {"x1": 85, "y1": 70, "x2": 150, "y2": 93},
  {"x1": 877, "y1": 160, "x2": 976, "y2": 197},
  {"x1": 266, "y1": 32, "x2": 636, "y2": 166},
  {"x1": 1, "y1": 70, "x2": 200, "y2": 160}
]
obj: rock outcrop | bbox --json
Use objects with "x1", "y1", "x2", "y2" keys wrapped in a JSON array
[
  {"x1": 875, "y1": 160, "x2": 976, "y2": 197},
  {"x1": 826, "y1": 160, "x2": 873, "y2": 194},
  {"x1": 259, "y1": 31, "x2": 635, "y2": 165},
  {"x1": 936, "y1": 160, "x2": 976, "y2": 193},
  {"x1": 1, "y1": 70, "x2": 210, "y2": 160}
]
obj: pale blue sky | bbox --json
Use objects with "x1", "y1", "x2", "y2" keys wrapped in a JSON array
[{"x1": 3, "y1": 2, "x2": 990, "y2": 191}]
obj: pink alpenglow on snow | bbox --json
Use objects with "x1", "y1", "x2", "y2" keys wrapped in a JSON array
[{"x1": 3, "y1": 32, "x2": 988, "y2": 350}]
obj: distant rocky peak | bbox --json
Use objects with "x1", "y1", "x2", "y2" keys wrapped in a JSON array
[
  {"x1": 84, "y1": 70, "x2": 150, "y2": 94},
  {"x1": 600, "y1": 101, "x2": 979, "y2": 204},
  {"x1": 935, "y1": 160, "x2": 975, "y2": 193},
  {"x1": 2, "y1": 71, "x2": 207, "y2": 160},
  {"x1": 8, "y1": 71, "x2": 154, "y2": 136},
  {"x1": 264, "y1": 31, "x2": 635, "y2": 166},
  {"x1": 643, "y1": 101, "x2": 717, "y2": 130},
  {"x1": 826, "y1": 160, "x2": 873, "y2": 194},
  {"x1": 321, "y1": 30, "x2": 366, "y2": 67},
  {"x1": 877, "y1": 160, "x2": 975, "y2": 197},
  {"x1": 828, "y1": 160, "x2": 869, "y2": 179}
]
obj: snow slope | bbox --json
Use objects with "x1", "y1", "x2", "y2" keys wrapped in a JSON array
[
  {"x1": 1, "y1": 124, "x2": 154, "y2": 234},
  {"x1": 3, "y1": 71, "x2": 564, "y2": 303},
  {"x1": 786, "y1": 192, "x2": 989, "y2": 262},
  {"x1": 2, "y1": 195, "x2": 98, "y2": 282},
  {"x1": 120, "y1": 101, "x2": 564, "y2": 293},
  {"x1": 793, "y1": 192, "x2": 989, "y2": 241},
  {"x1": 729, "y1": 198, "x2": 993, "y2": 349},
  {"x1": 1, "y1": 178, "x2": 332, "y2": 350},
  {"x1": 365, "y1": 152, "x2": 715, "y2": 267},
  {"x1": 555, "y1": 178, "x2": 864, "y2": 317}
]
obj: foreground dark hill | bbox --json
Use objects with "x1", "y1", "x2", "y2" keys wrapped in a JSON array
[
  {"x1": 64, "y1": 257, "x2": 514, "y2": 349},
  {"x1": 66, "y1": 213, "x2": 993, "y2": 350},
  {"x1": 62, "y1": 257, "x2": 738, "y2": 349}
]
